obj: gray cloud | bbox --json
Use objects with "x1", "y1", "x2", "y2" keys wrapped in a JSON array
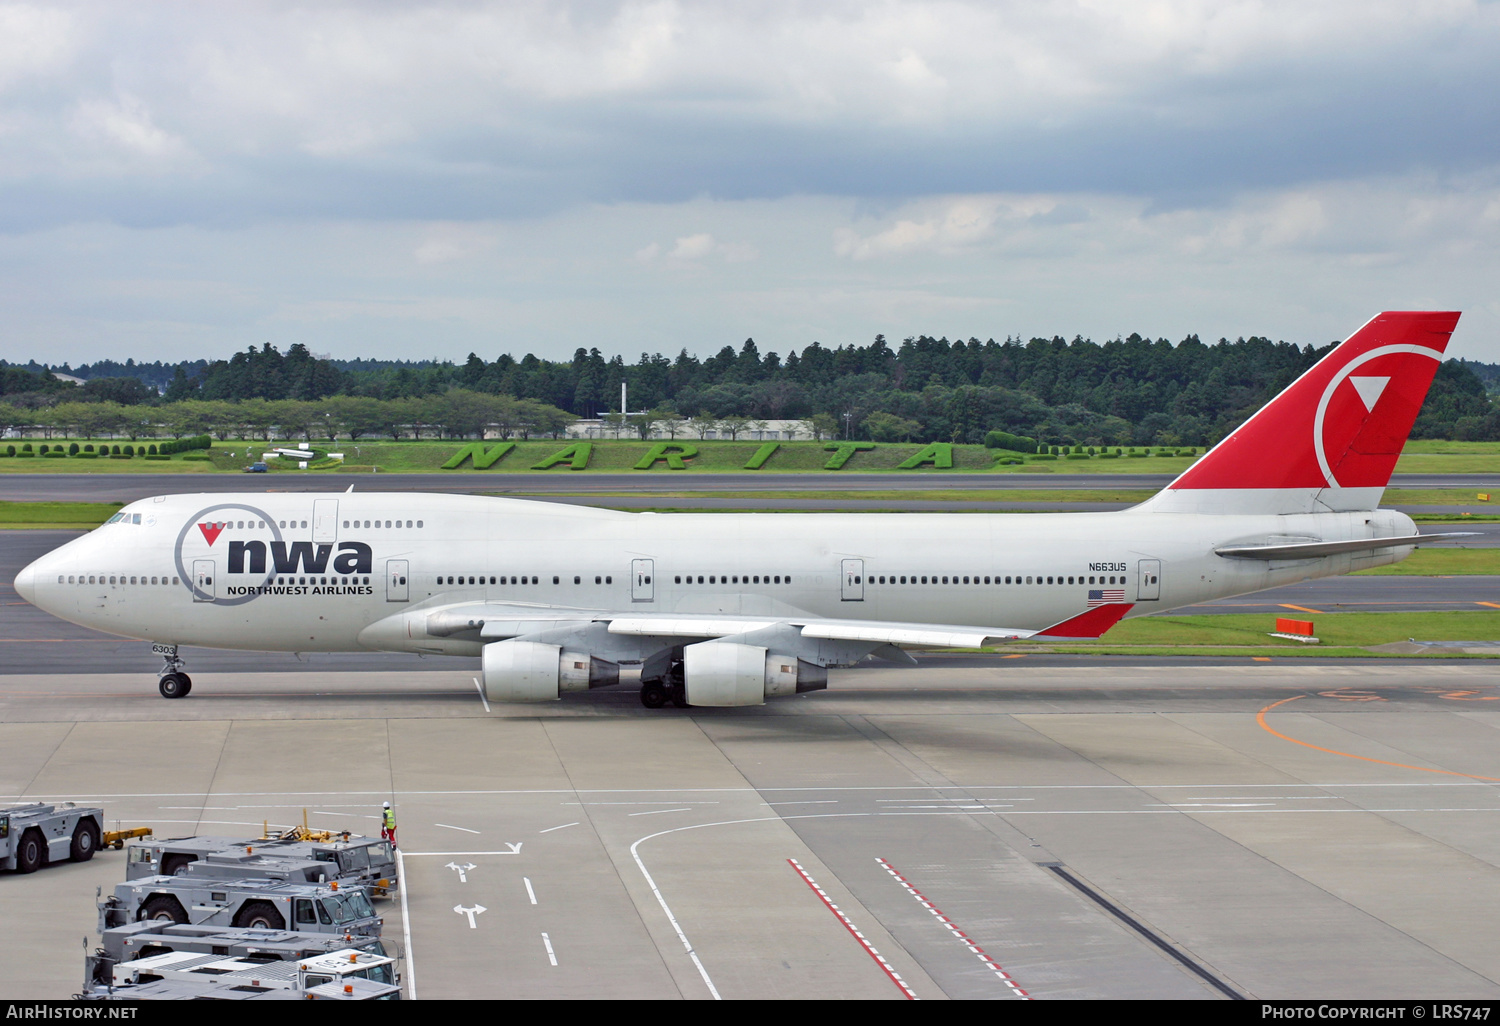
[{"x1": 2, "y1": 1, "x2": 1499, "y2": 229}]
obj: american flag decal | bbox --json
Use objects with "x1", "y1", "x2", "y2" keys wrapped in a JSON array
[{"x1": 1087, "y1": 589, "x2": 1125, "y2": 607}]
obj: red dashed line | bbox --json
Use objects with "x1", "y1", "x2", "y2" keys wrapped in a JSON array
[
  {"x1": 876, "y1": 857, "x2": 1031, "y2": 1000},
  {"x1": 787, "y1": 858, "x2": 918, "y2": 1000}
]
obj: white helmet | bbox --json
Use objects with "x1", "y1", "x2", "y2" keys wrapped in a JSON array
[{"x1": 383, "y1": 801, "x2": 391, "y2": 808}]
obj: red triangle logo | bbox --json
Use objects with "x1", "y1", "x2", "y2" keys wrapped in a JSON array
[{"x1": 198, "y1": 522, "x2": 224, "y2": 547}]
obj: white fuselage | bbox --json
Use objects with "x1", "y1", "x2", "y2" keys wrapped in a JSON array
[{"x1": 15, "y1": 491, "x2": 1416, "y2": 655}]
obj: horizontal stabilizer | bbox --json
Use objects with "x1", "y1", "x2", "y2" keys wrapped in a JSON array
[{"x1": 1214, "y1": 533, "x2": 1477, "y2": 560}]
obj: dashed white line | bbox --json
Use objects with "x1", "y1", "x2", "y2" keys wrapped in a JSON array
[
  {"x1": 540, "y1": 822, "x2": 579, "y2": 833},
  {"x1": 435, "y1": 823, "x2": 481, "y2": 834},
  {"x1": 876, "y1": 857, "x2": 1029, "y2": 1000},
  {"x1": 524, "y1": 877, "x2": 538, "y2": 905},
  {"x1": 787, "y1": 858, "x2": 917, "y2": 1000},
  {"x1": 542, "y1": 932, "x2": 557, "y2": 966},
  {"x1": 628, "y1": 808, "x2": 692, "y2": 817},
  {"x1": 472, "y1": 677, "x2": 490, "y2": 713}
]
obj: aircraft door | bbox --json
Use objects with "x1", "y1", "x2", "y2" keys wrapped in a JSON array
[
  {"x1": 841, "y1": 558, "x2": 865, "y2": 601},
  {"x1": 313, "y1": 499, "x2": 339, "y2": 543},
  {"x1": 631, "y1": 559, "x2": 654, "y2": 602},
  {"x1": 386, "y1": 559, "x2": 409, "y2": 602},
  {"x1": 1138, "y1": 559, "x2": 1161, "y2": 601},
  {"x1": 193, "y1": 559, "x2": 216, "y2": 602}
]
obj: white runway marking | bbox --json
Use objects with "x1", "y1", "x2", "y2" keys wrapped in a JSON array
[
  {"x1": 13, "y1": 782, "x2": 1500, "y2": 801},
  {"x1": 628, "y1": 808, "x2": 691, "y2": 817},
  {"x1": 396, "y1": 849, "x2": 416, "y2": 1000},
  {"x1": 401, "y1": 850, "x2": 521, "y2": 857},
  {"x1": 539, "y1": 822, "x2": 579, "y2": 833},
  {"x1": 472, "y1": 676, "x2": 489, "y2": 713},
  {"x1": 435, "y1": 823, "x2": 481, "y2": 834},
  {"x1": 454, "y1": 904, "x2": 486, "y2": 929},
  {"x1": 524, "y1": 877, "x2": 537, "y2": 905},
  {"x1": 542, "y1": 932, "x2": 557, "y2": 966},
  {"x1": 876, "y1": 857, "x2": 1029, "y2": 1000}
]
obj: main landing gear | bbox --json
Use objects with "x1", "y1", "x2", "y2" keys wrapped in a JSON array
[
  {"x1": 640, "y1": 659, "x2": 688, "y2": 709},
  {"x1": 155, "y1": 644, "x2": 192, "y2": 699}
]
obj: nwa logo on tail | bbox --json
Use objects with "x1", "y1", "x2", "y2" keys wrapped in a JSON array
[{"x1": 1169, "y1": 311, "x2": 1459, "y2": 493}]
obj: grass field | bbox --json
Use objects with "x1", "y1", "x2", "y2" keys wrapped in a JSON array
[{"x1": 0, "y1": 501, "x2": 122, "y2": 529}]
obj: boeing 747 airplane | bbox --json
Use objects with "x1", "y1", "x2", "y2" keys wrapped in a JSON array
[{"x1": 13, "y1": 312, "x2": 1466, "y2": 708}]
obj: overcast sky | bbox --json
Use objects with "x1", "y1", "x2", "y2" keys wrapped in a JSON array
[{"x1": 3, "y1": 0, "x2": 1499, "y2": 366}]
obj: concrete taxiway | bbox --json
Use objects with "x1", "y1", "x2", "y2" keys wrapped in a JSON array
[{"x1": 5, "y1": 663, "x2": 1500, "y2": 1000}]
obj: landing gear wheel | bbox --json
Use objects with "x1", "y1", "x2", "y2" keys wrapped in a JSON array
[
  {"x1": 159, "y1": 673, "x2": 191, "y2": 699},
  {"x1": 640, "y1": 682, "x2": 668, "y2": 709},
  {"x1": 15, "y1": 829, "x2": 45, "y2": 873},
  {"x1": 70, "y1": 819, "x2": 100, "y2": 862},
  {"x1": 669, "y1": 684, "x2": 688, "y2": 708}
]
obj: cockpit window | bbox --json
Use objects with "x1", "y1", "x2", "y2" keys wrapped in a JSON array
[{"x1": 105, "y1": 513, "x2": 125, "y2": 524}]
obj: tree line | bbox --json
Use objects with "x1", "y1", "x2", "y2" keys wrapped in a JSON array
[{"x1": 4, "y1": 333, "x2": 1498, "y2": 446}]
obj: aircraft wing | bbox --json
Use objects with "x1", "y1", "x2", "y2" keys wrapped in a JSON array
[{"x1": 467, "y1": 603, "x2": 1135, "y2": 648}]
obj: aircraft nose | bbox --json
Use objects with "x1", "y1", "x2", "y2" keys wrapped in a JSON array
[{"x1": 13, "y1": 558, "x2": 38, "y2": 605}]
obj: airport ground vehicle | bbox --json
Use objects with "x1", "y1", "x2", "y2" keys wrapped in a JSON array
[
  {"x1": 91, "y1": 920, "x2": 392, "y2": 971},
  {"x1": 0, "y1": 803, "x2": 104, "y2": 873},
  {"x1": 243, "y1": 462, "x2": 268, "y2": 473},
  {"x1": 90, "y1": 945, "x2": 398, "y2": 999},
  {"x1": 100, "y1": 874, "x2": 382, "y2": 937},
  {"x1": 127, "y1": 828, "x2": 397, "y2": 896}
]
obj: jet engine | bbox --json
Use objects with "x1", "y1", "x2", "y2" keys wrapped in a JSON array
[
  {"x1": 681, "y1": 641, "x2": 828, "y2": 707},
  {"x1": 482, "y1": 640, "x2": 620, "y2": 702}
]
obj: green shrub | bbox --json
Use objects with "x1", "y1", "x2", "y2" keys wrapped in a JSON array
[
  {"x1": 74, "y1": 452, "x2": 97, "y2": 459},
  {"x1": 2, "y1": 445, "x2": 12, "y2": 457},
  {"x1": 68, "y1": 442, "x2": 79, "y2": 455},
  {"x1": 21, "y1": 443, "x2": 32, "y2": 452},
  {"x1": 123, "y1": 444, "x2": 135, "y2": 456},
  {"x1": 144, "y1": 454, "x2": 170, "y2": 461},
  {"x1": 983, "y1": 431, "x2": 1037, "y2": 453},
  {"x1": 1065, "y1": 452, "x2": 1090, "y2": 460},
  {"x1": 44, "y1": 451, "x2": 66, "y2": 458},
  {"x1": 84, "y1": 444, "x2": 94, "y2": 452},
  {"x1": 181, "y1": 454, "x2": 213, "y2": 462},
  {"x1": 16, "y1": 450, "x2": 34, "y2": 457},
  {"x1": 159, "y1": 435, "x2": 212, "y2": 455},
  {"x1": 1031, "y1": 453, "x2": 1057, "y2": 461},
  {"x1": 147, "y1": 444, "x2": 158, "y2": 455},
  {"x1": 38, "y1": 444, "x2": 49, "y2": 454}
]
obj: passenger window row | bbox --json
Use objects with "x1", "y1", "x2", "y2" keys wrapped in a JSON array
[
  {"x1": 344, "y1": 520, "x2": 422, "y2": 529},
  {"x1": 674, "y1": 574, "x2": 788, "y2": 585},
  {"x1": 63, "y1": 575, "x2": 179, "y2": 585},
  {"x1": 200, "y1": 519, "x2": 310, "y2": 530},
  {"x1": 271, "y1": 576, "x2": 371, "y2": 586},
  {"x1": 438, "y1": 575, "x2": 615, "y2": 586}
]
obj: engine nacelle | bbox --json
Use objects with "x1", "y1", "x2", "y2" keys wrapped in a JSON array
[
  {"x1": 683, "y1": 642, "x2": 829, "y2": 707},
  {"x1": 483, "y1": 641, "x2": 619, "y2": 702}
]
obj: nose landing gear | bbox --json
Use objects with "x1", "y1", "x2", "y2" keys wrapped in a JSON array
[{"x1": 154, "y1": 643, "x2": 192, "y2": 699}]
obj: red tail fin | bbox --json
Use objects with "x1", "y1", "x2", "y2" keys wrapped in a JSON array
[{"x1": 1141, "y1": 311, "x2": 1459, "y2": 514}]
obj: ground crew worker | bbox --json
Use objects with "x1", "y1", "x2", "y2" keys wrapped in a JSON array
[{"x1": 381, "y1": 801, "x2": 397, "y2": 848}]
